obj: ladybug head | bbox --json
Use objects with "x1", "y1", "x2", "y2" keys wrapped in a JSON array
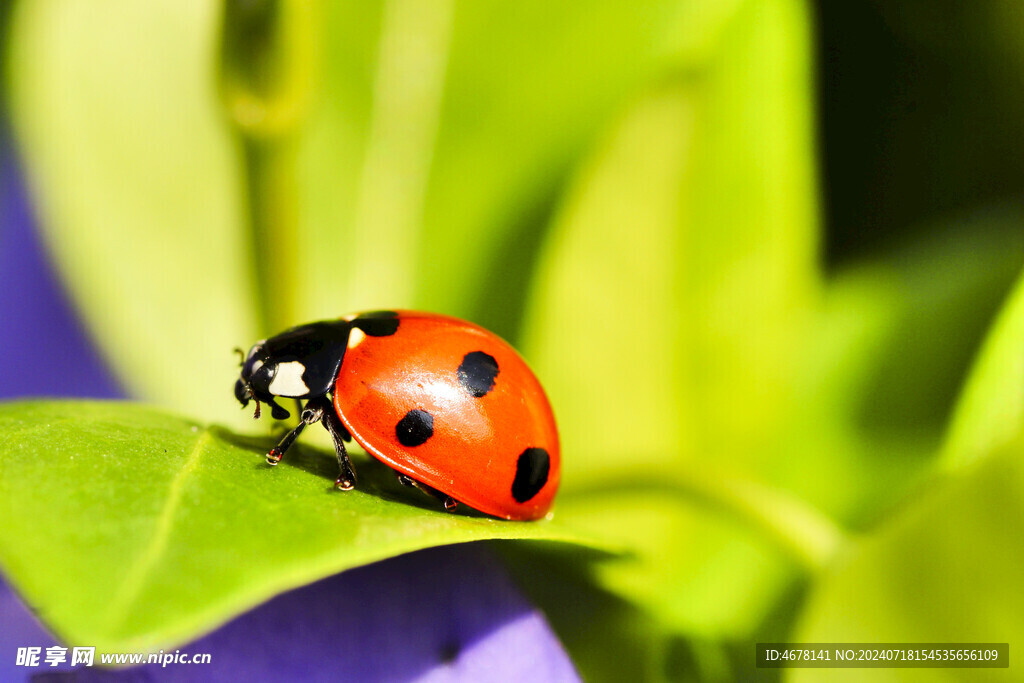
[
  {"x1": 234, "y1": 320, "x2": 353, "y2": 420},
  {"x1": 234, "y1": 340, "x2": 292, "y2": 421}
]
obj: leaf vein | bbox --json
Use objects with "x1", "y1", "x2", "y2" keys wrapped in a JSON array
[{"x1": 101, "y1": 428, "x2": 212, "y2": 633}]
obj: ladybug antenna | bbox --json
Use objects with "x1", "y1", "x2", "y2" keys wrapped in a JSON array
[
  {"x1": 233, "y1": 347, "x2": 246, "y2": 367},
  {"x1": 252, "y1": 398, "x2": 262, "y2": 420}
]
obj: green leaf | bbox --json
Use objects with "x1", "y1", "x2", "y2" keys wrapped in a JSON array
[
  {"x1": 0, "y1": 400, "x2": 603, "y2": 652},
  {"x1": 943, "y1": 264, "x2": 1024, "y2": 468},
  {"x1": 518, "y1": 0, "x2": 823, "y2": 639},
  {"x1": 789, "y1": 440, "x2": 1024, "y2": 683},
  {"x1": 6, "y1": 1, "x2": 256, "y2": 427},
  {"x1": 293, "y1": 0, "x2": 737, "y2": 337},
  {"x1": 552, "y1": 469, "x2": 844, "y2": 639},
  {"x1": 780, "y1": 212, "x2": 1024, "y2": 526},
  {"x1": 849, "y1": 216, "x2": 1024, "y2": 444},
  {"x1": 522, "y1": 0, "x2": 820, "y2": 490}
]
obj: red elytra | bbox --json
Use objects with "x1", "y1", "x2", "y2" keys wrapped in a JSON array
[{"x1": 334, "y1": 312, "x2": 560, "y2": 520}]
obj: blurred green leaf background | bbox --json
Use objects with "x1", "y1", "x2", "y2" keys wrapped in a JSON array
[{"x1": 4, "y1": 0, "x2": 1024, "y2": 680}]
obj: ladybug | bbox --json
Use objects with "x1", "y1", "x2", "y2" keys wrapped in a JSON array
[{"x1": 233, "y1": 311, "x2": 560, "y2": 520}]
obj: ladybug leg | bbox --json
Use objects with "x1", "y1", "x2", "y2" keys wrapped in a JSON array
[
  {"x1": 396, "y1": 473, "x2": 458, "y2": 512},
  {"x1": 265, "y1": 401, "x2": 324, "y2": 465},
  {"x1": 315, "y1": 397, "x2": 357, "y2": 491}
]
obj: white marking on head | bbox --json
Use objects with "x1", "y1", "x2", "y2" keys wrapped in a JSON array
[
  {"x1": 348, "y1": 327, "x2": 366, "y2": 349},
  {"x1": 268, "y1": 361, "x2": 310, "y2": 397},
  {"x1": 342, "y1": 314, "x2": 357, "y2": 322},
  {"x1": 249, "y1": 359, "x2": 264, "y2": 374}
]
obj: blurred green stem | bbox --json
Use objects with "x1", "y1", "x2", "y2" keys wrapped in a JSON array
[
  {"x1": 219, "y1": 0, "x2": 314, "y2": 334},
  {"x1": 572, "y1": 470, "x2": 848, "y2": 573},
  {"x1": 705, "y1": 473, "x2": 848, "y2": 572},
  {"x1": 348, "y1": 0, "x2": 453, "y2": 307},
  {"x1": 239, "y1": 137, "x2": 300, "y2": 334}
]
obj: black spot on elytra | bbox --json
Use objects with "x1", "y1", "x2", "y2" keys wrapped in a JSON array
[
  {"x1": 457, "y1": 351, "x2": 499, "y2": 397},
  {"x1": 396, "y1": 409, "x2": 434, "y2": 447},
  {"x1": 353, "y1": 310, "x2": 399, "y2": 336},
  {"x1": 512, "y1": 447, "x2": 549, "y2": 503}
]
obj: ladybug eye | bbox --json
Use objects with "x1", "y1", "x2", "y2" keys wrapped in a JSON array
[
  {"x1": 247, "y1": 361, "x2": 276, "y2": 395},
  {"x1": 239, "y1": 341, "x2": 267, "y2": 376},
  {"x1": 242, "y1": 355, "x2": 266, "y2": 381}
]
